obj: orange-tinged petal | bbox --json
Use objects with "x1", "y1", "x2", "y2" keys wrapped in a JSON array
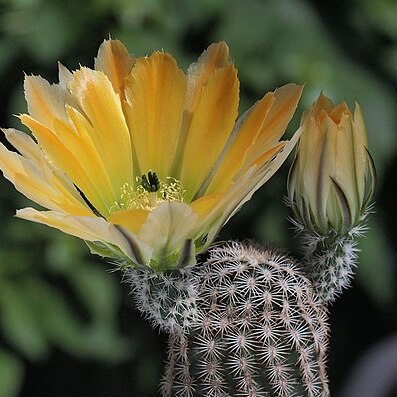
[
  {"x1": 245, "y1": 84, "x2": 303, "y2": 164},
  {"x1": 108, "y1": 208, "x2": 149, "y2": 234},
  {"x1": 251, "y1": 141, "x2": 287, "y2": 167},
  {"x1": 69, "y1": 68, "x2": 134, "y2": 196},
  {"x1": 204, "y1": 92, "x2": 275, "y2": 194},
  {"x1": 210, "y1": 129, "x2": 301, "y2": 240},
  {"x1": 124, "y1": 52, "x2": 186, "y2": 178},
  {"x1": 185, "y1": 41, "x2": 231, "y2": 111},
  {"x1": 94, "y1": 39, "x2": 135, "y2": 98},
  {"x1": 181, "y1": 65, "x2": 239, "y2": 200},
  {"x1": 205, "y1": 84, "x2": 301, "y2": 195}
]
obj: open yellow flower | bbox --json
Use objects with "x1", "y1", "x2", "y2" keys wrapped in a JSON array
[
  {"x1": 288, "y1": 93, "x2": 376, "y2": 235},
  {"x1": 0, "y1": 39, "x2": 302, "y2": 270}
]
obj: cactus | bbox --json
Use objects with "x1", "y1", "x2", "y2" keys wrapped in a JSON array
[
  {"x1": 126, "y1": 266, "x2": 198, "y2": 333},
  {"x1": 297, "y1": 227, "x2": 364, "y2": 303},
  {"x1": 161, "y1": 242, "x2": 330, "y2": 397}
]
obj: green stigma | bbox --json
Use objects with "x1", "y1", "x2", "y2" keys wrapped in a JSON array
[{"x1": 141, "y1": 171, "x2": 160, "y2": 193}]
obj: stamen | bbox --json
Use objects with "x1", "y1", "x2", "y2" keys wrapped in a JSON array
[{"x1": 111, "y1": 173, "x2": 185, "y2": 213}]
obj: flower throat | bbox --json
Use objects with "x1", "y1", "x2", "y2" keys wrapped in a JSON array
[{"x1": 112, "y1": 171, "x2": 185, "y2": 212}]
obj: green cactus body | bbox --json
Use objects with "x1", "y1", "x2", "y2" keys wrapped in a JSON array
[{"x1": 161, "y1": 242, "x2": 330, "y2": 397}]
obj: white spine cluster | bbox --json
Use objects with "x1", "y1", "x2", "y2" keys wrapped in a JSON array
[{"x1": 161, "y1": 242, "x2": 330, "y2": 397}]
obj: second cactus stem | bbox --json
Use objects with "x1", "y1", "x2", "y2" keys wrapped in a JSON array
[{"x1": 298, "y1": 228, "x2": 363, "y2": 303}]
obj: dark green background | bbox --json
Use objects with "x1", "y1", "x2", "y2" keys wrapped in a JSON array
[{"x1": 0, "y1": 0, "x2": 396, "y2": 396}]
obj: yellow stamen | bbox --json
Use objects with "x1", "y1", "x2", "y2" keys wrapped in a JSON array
[{"x1": 111, "y1": 176, "x2": 185, "y2": 212}]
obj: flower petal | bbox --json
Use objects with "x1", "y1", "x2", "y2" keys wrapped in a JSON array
[
  {"x1": 170, "y1": 42, "x2": 231, "y2": 178},
  {"x1": 0, "y1": 129, "x2": 90, "y2": 215},
  {"x1": 24, "y1": 75, "x2": 71, "y2": 127},
  {"x1": 108, "y1": 208, "x2": 149, "y2": 234},
  {"x1": 185, "y1": 41, "x2": 231, "y2": 112},
  {"x1": 94, "y1": 39, "x2": 135, "y2": 97},
  {"x1": 58, "y1": 62, "x2": 73, "y2": 88},
  {"x1": 69, "y1": 68, "x2": 134, "y2": 200},
  {"x1": 180, "y1": 64, "x2": 239, "y2": 201},
  {"x1": 16, "y1": 208, "x2": 152, "y2": 264},
  {"x1": 137, "y1": 201, "x2": 198, "y2": 270},
  {"x1": 204, "y1": 129, "x2": 301, "y2": 246},
  {"x1": 245, "y1": 84, "x2": 303, "y2": 161},
  {"x1": 203, "y1": 92, "x2": 275, "y2": 194},
  {"x1": 124, "y1": 52, "x2": 186, "y2": 179},
  {"x1": 20, "y1": 114, "x2": 112, "y2": 214}
]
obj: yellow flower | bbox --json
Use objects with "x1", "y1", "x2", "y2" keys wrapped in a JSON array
[
  {"x1": 288, "y1": 93, "x2": 376, "y2": 236},
  {"x1": 0, "y1": 39, "x2": 302, "y2": 270}
]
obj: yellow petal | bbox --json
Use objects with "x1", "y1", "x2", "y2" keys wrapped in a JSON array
[
  {"x1": 170, "y1": 42, "x2": 231, "y2": 177},
  {"x1": 16, "y1": 208, "x2": 152, "y2": 264},
  {"x1": 185, "y1": 41, "x2": 231, "y2": 111},
  {"x1": 69, "y1": 68, "x2": 134, "y2": 198},
  {"x1": 2, "y1": 127, "x2": 42, "y2": 162},
  {"x1": 94, "y1": 39, "x2": 135, "y2": 98},
  {"x1": 0, "y1": 143, "x2": 83, "y2": 215},
  {"x1": 0, "y1": 129, "x2": 90, "y2": 215},
  {"x1": 108, "y1": 208, "x2": 149, "y2": 234},
  {"x1": 124, "y1": 52, "x2": 186, "y2": 178},
  {"x1": 189, "y1": 193, "x2": 224, "y2": 243},
  {"x1": 204, "y1": 91, "x2": 275, "y2": 194},
  {"x1": 180, "y1": 64, "x2": 239, "y2": 200},
  {"x1": 190, "y1": 193, "x2": 223, "y2": 220},
  {"x1": 204, "y1": 131, "x2": 300, "y2": 247},
  {"x1": 206, "y1": 84, "x2": 302, "y2": 195},
  {"x1": 248, "y1": 84, "x2": 303, "y2": 159},
  {"x1": 20, "y1": 114, "x2": 109, "y2": 214},
  {"x1": 24, "y1": 75, "x2": 71, "y2": 127},
  {"x1": 232, "y1": 128, "x2": 301, "y2": 219}
]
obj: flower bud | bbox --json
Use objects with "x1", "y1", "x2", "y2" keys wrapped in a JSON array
[{"x1": 288, "y1": 93, "x2": 376, "y2": 235}]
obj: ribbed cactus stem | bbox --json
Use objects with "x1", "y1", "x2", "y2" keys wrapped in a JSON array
[
  {"x1": 299, "y1": 227, "x2": 363, "y2": 303},
  {"x1": 126, "y1": 266, "x2": 198, "y2": 333},
  {"x1": 161, "y1": 242, "x2": 330, "y2": 397}
]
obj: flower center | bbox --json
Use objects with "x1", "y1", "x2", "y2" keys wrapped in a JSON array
[{"x1": 112, "y1": 171, "x2": 185, "y2": 212}]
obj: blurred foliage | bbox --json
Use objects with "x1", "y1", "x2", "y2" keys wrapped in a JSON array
[{"x1": 0, "y1": 0, "x2": 396, "y2": 396}]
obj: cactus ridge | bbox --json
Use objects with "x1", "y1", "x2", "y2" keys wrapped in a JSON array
[{"x1": 161, "y1": 242, "x2": 330, "y2": 397}]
